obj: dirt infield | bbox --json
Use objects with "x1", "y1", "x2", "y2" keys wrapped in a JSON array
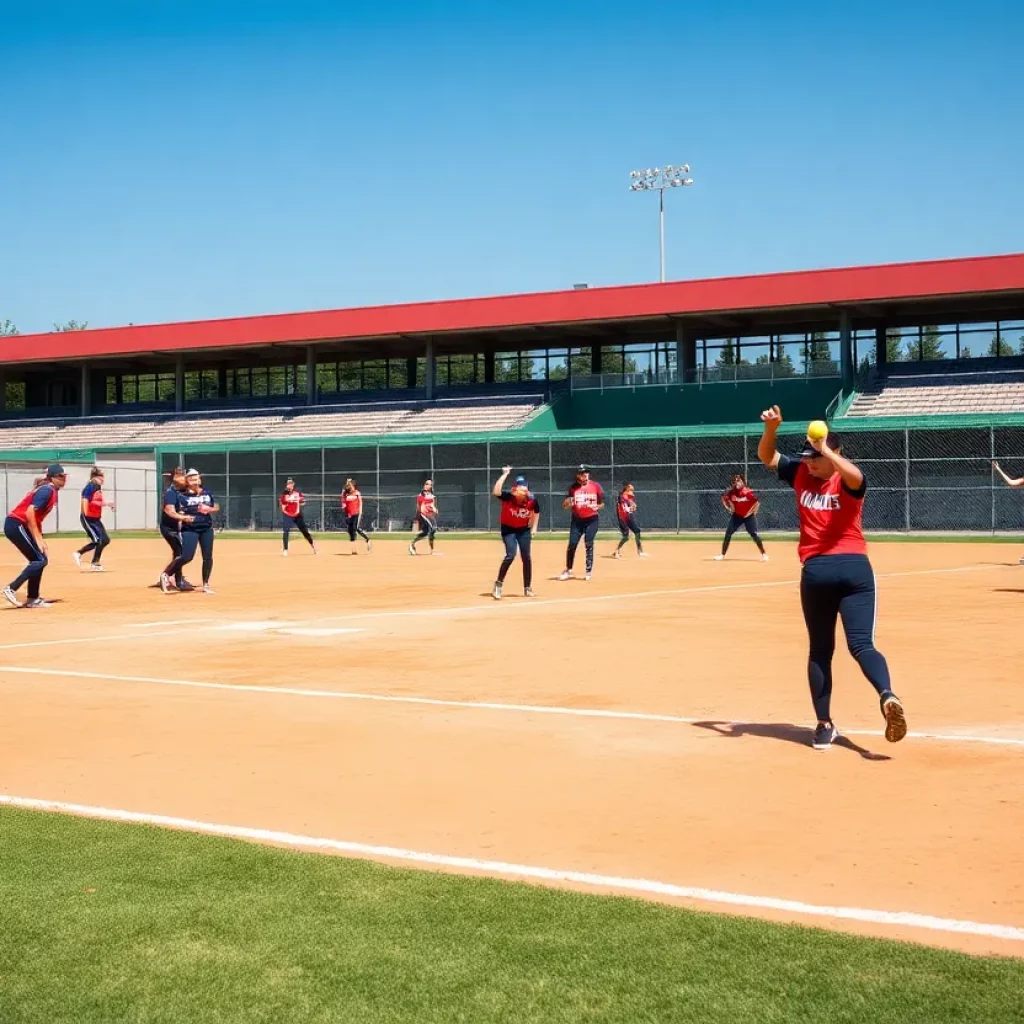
[{"x1": 2, "y1": 533, "x2": 1023, "y2": 957}]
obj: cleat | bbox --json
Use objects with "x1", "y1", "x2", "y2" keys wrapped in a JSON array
[
  {"x1": 713, "y1": 554, "x2": 726, "y2": 561},
  {"x1": 202, "y1": 584, "x2": 215, "y2": 595},
  {"x1": 90, "y1": 564, "x2": 105, "y2": 572},
  {"x1": 639, "y1": 551, "x2": 649, "y2": 558},
  {"x1": 408, "y1": 544, "x2": 416, "y2": 556},
  {"x1": 812, "y1": 721, "x2": 839, "y2": 750},
  {"x1": 282, "y1": 550, "x2": 288, "y2": 557},
  {"x1": 761, "y1": 554, "x2": 769, "y2": 562},
  {"x1": 159, "y1": 573, "x2": 172, "y2": 594},
  {"x1": 881, "y1": 693, "x2": 907, "y2": 743},
  {"x1": 557, "y1": 570, "x2": 572, "y2": 581},
  {"x1": 585, "y1": 573, "x2": 592, "y2": 581},
  {"x1": 524, "y1": 587, "x2": 535, "y2": 598},
  {"x1": 613, "y1": 551, "x2": 622, "y2": 559},
  {"x1": 3, "y1": 586, "x2": 21, "y2": 608},
  {"x1": 492, "y1": 581, "x2": 503, "y2": 601},
  {"x1": 24, "y1": 598, "x2": 53, "y2": 609},
  {"x1": 72, "y1": 552, "x2": 82, "y2": 569},
  {"x1": 177, "y1": 580, "x2": 196, "y2": 592},
  {"x1": 367, "y1": 540, "x2": 373, "y2": 553}
]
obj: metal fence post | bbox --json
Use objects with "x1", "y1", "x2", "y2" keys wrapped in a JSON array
[
  {"x1": 548, "y1": 437, "x2": 554, "y2": 532},
  {"x1": 375, "y1": 443, "x2": 381, "y2": 531},
  {"x1": 675, "y1": 434, "x2": 681, "y2": 534},
  {"x1": 903, "y1": 428, "x2": 911, "y2": 532},
  {"x1": 990, "y1": 426, "x2": 996, "y2": 534},
  {"x1": 486, "y1": 439, "x2": 491, "y2": 532},
  {"x1": 610, "y1": 437, "x2": 615, "y2": 490},
  {"x1": 321, "y1": 445, "x2": 326, "y2": 533}
]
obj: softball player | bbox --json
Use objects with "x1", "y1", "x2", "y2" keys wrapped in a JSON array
[
  {"x1": 759, "y1": 405, "x2": 906, "y2": 750},
  {"x1": 158, "y1": 467, "x2": 191, "y2": 591},
  {"x1": 409, "y1": 479, "x2": 438, "y2": 555},
  {"x1": 992, "y1": 462, "x2": 1024, "y2": 564},
  {"x1": 342, "y1": 479, "x2": 372, "y2": 554},
  {"x1": 613, "y1": 483, "x2": 645, "y2": 558},
  {"x1": 3, "y1": 464, "x2": 67, "y2": 609},
  {"x1": 161, "y1": 469, "x2": 219, "y2": 594},
  {"x1": 714, "y1": 473, "x2": 767, "y2": 561},
  {"x1": 491, "y1": 466, "x2": 540, "y2": 599},
  {"x1": 559, "y1": 466, "x2": 603, "y2": 581},
  {"x1": 280, "y1": 478, "x2": 317, "y2": 556},
  {"x1": 74, "y1": 467, "x2": 114, "y2": 571}
]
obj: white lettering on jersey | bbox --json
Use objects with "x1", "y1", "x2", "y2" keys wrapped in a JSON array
[
  {"x1": 799, "y1": 491, "x2": 841, "y2": 512},
  {"x1": 508, "y1": 505, "x2": 531, "y2": 520}
]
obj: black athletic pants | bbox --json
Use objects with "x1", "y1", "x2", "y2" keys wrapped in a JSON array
[
  {"x1": 799, "y1": 553, "x2": 892, "y2": 723},
  {"x1": 413, "y1": 515, "x2": 437, "y2": 550},
  {"x1": 722, "y1": 513, "x2": 764, "y2": 555},
  {"x1": 346, "y1": 514, "x2": 370, "y2": 544},
  {"x1": 283, "y1": 514, "x2": 314, "y2": 551},
  {"x1": 161, "y1": 525, "x2": 184, "y2": 585},
  {"x1": 498, "y1": 526, "x2": 533, "y2": 587},
  {"x1": 4, "y1": 516, "x2": 47, "y2": 600},
  {"x1": 78, "y1": 515, "x2": 111, "y2": 564},
  {"x1": 168, "y1": 529, "x2": 215, "y2": 585},
  {"x1": 616, "y1": 515, "x2": 643, "y2": 552},
  {"x1": 566, "y1": 515, "x2": 599, "y2": 573}
]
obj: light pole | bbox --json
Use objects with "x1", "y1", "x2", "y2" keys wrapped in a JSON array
[{"x1": 629, "y1": 165, "x2": 693, "y2": 283}]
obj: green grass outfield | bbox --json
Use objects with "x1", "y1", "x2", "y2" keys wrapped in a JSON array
[{"x1": 1, "y1": 808, "x2": 1022, "y2": 1023}]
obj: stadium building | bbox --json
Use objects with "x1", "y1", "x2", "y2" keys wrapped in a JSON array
[{"x1": 2, "y1": 251, "x2": 1024, "y2": 535}]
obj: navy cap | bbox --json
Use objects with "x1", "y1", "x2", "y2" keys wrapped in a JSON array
[
  {"x1": 46, "y1": 464, "x2": 66, "y2": 477},
  {"x1": 796, "y1": 433, "x2": 840, "y2": 458},
  {"x1": 577, "y1": 464, "x2": 590, "y2": 473},
  {"x1": 514, "y1": 475, "x2": 528, "y2": 486}
]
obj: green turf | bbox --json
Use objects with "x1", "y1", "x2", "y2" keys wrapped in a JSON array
[{"x1": 1, "y1": 808, "x2": 1021, "y2": 1023}]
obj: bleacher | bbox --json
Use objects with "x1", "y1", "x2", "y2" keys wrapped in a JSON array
[
  {"x1": 0, "y1": 394, "x2": 544, "y2": 449},
  {"x1": 844, "y1": 365, "x2": 1024, "y2": 418}
]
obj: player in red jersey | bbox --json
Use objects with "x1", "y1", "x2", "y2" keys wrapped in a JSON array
[
  {"x1": 613, "y1": 483, "x2": 646, "y2": 558},
  {"x1": 280, "y1": 478, "x2": 317, "y2": 556},
  {"x1": 491, "y1": 466, "x2": 541, "y2": 599},
  {"x1": 3, "y1": 463, "x2": 67, "y2": 608},
  {"x1": 74, "y1": 466, "x2": 115, "y2": 571},
  {"x1": 759, "y1": 406, "x2": 906, "y2": 750},
  {"x1": 342, "y1": 479, "x2": 372, "y2": 554},
  {"x1": 714, "y1": 473, "x2": 767, "y2": 562},
  {"x1": 558, "y1": 465, "x2": 604, "y2": 581},
  {"x1": 409, "y1": 479, "x2": 438, "y2": 555},
  {"x1": 992, "y1": 462, "x2": 1024, "y2": 564}
]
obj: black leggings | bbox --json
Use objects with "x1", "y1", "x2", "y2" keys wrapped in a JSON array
[
  {"x1": 800, "y1": 554, "x2": 892, "y2": 723},
  {"x1": 169, "y1": 529, "x2": 215, "y2": 585},
  {"x1": 616, "y1": 515, "x2": 643, "y2": 552},
  {"x1": 498, "y1": 527, "x2": 533, "y2": 587},
  {"x1": 4, "y1": 516, "x2": 47, "y2": 600},
  {"x1": 722, "y1": 513, "x2": 764, "y2": 554},
  {"x1": 413, "y1": 516, "x2": 437, "y2": 550},
  {"x1": 161, "y1": 525, "x2": 184, "y2": 585},
  {"x1": 283, "y1": 514, "x2": 314, "y2": 551},
  {"x1": 566, "y1": 515, "x2": 599, "y2": 573},
  {"x1": 78, "y1": 516, "x2": 111, "y2": 564},
  {"x1": 346, "y1": 514, "x2": 370, "y2": 543}
]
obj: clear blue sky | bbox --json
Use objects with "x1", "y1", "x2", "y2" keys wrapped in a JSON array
[{"x1": 2, "y1": 0, "x2": 1022, "y2": 334}]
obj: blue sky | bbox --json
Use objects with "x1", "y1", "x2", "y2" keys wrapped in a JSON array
[{"x1": 1, "y1": 0, "x2": 1022, "y2": 333}]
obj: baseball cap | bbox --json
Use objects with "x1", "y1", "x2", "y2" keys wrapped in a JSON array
[
  {"x1": 577, "y1": 464, "x2": 590, "y2": 473},
  {"x1": 46, "y1": 463, "x2": 66, "y2": 477},
  {"x1": 514, "y1": 475, "x2": 528, "y2": 486},
  {"x1": 796, "y1": 433, "x2": 841, "y2": 458}
]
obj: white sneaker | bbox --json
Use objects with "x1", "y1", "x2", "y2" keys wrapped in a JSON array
[
  {"x1": 713, "y1": 554, "x2": 725, "y2": 561},
  {"x1": 557, "y1": 570, "x2": 572, "y2": 581},
  {"x1": 72, "y1": 552, "x2": 82, "y2": 569},
  {"x1": 282, "y1": 550, "x2": 288, "y2": 557},
  {"x1": 25, "y1": 598, "x2": 53, "y2": 609},
  {"x1": 367, "y1": 540, "x2": 373, "y2": 553},
  {"x1": 639, "y1": 551, "x2": 649, "y2": 558},
  {"x1": 3, "y1": 586, "x2": 21, "y2": 608},
  {"x1": 409, "y1": 544, "x2": 416, "y2": 556},
  {"x1": 613, "y1": 551, "x2": 622, "y2": 559},
  {"x1": 761, "y1": 554, "x2": 769, "y2": 562},
  {"x1": 492, "y1": 581, "x2": 503, "y2": 601},
  {"x1": 90, "y1": 564, "x2": 105, "y2": 572},
  {"x1": 585, "y1": 573, "x2": 592, "y2": 581},
  {"x1": 159, "y1": 573, "x2": 172, "y2": 594},
  {"x1": 202, "y1": 584, "x2": 215, "y2": 595}
]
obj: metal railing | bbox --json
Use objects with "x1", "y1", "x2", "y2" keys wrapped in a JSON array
[{"x1": 570, "y1": 361, "x2": 841, "y2": 392}]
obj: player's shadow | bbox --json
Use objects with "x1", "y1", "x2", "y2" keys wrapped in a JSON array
[
  {"x1": 994, "y1": 588, "x2": 1024, "y2": 594},
  {"x1": 692, "y1": 720, "x2": 891, "y2": 761}
]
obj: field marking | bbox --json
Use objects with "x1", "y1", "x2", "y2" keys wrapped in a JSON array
[
  {"x1": 2, "y1": 664, "x2": 1022, "y2": 749},
  {"x1": 1, "y1": 794, "x2": 1021, "y2": 944},
  {"x1": 0, "y1": 561, "x2": 1008, "y2": 653}
]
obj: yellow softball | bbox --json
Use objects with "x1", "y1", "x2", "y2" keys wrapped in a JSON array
[{"x1": 807, "y1": 420, "x2": 829, "y2": 441}]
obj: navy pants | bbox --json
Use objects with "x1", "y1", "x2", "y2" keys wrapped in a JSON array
[
  {"x1": 346, "y1": 514, "x2": 370, "y2": 543},
  {"x1": 498, "y1": 526, "x2": 533, "y2": 587},
  {"x1": 413, "y1": 515, "x2": 437, "y2": 549},
  {"x1": 78, "y1": 515, "x2": 111, "y2": 564},
  {"x1": 722, "y1": 513, "x2": 764, "y2": 554},
  {"x1": 283, "y1": 514, "x2": 314, "y2": 551},
  {"x1": 616, "y1": 515, "x2": 643, "y2": 552},
  {"x1": 799, "y1": 554, "x2": 892, "y2": 722},
  {"x1": 566, "y1": 515, "x2": 599, "y2": 573},
  {"x1": 4, "y1": 516, "x2": 47, "y2": 600},
  {"x1": 161, "y1": 525, "x2": 184, "y2": 585},
  {"x1": 169, "y1": 529, "x2": 215, "y2": 585}
]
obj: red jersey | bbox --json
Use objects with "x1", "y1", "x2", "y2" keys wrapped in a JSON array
[
  {"x1": 82, "y1": 482, "x2": 105, "y2": 519},
  {"x1": 342, "y1": 490, "x2": 362, "y2": 517},
  {"x1": 417, "y1": 491, "x2": 438, "y2": 518},
  {"x1": 498, "y1": 490, "x2": 541, "y2": 528},
  {"x1": 617, "y1": 493, "x2": 636, "y2": 522},
  {"x1": 9, "y1": 483, "x2": 58, "y2": 525},
  {"x1": 779, "y1": 456, "x2": 868, "y2": 563},
  {"x1": 726, "y1": 485, "x2": 758, "y2": 517},
  {"x1": 567, "y1": 480, "x2": 604, "y2": 519},
  {"x1": 280, "y1": 489, "x2": 304, "y2": 518}
]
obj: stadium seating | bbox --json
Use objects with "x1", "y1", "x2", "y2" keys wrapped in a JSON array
[
  {"x1": 0, "y1": 395, "x2": 544, "y2": 449},
  {"x1": 844, "y1": 368, "x2": 1024, "y2": 418}
]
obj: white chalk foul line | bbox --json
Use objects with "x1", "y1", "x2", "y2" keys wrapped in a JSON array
[
  {"x1": 1, "y1": 794, "x2": 1021, "y2": 943},
  {"x1": 2, "y1": 665, "x2": 1021, "y2": 749}
]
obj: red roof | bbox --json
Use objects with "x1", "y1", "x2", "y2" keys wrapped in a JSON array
[{"x1": 5, "y1": 252, "x2": 1024, "y2": 365}]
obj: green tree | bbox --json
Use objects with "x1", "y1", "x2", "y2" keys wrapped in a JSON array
[
  {"x1": 755, "y1": 352, "x2": 797, "y2": 378},
  {"x1": 715, "y1": 338, "x2": 738, "y2": 366},
  {"x1": 885, "y1": 327, "x2": 904, "y2": 363},
  {"x1": 920, "y1": 326, "x2": 946, "y2": 360},
  {"x1": 1, "y1": 318, "x2": 18, "y2": 337},
  {"x1": 807, "y1": 332, "x2": 833, "y2": 372},
  {"x1": 53, "y1": 320, "x2": 88, "y2": 332},
  {"x1": 989, "y1": 332, "x2": 1015, "y2": 358}
]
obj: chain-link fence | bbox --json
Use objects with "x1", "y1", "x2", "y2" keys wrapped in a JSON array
[{"x1": 159, "y1": 424, "x2": 1024, "y2": 534}]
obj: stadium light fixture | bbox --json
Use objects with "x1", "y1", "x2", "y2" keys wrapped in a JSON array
[{"x1": 629, "y1": 163, "x2": 694, "y2": 283}]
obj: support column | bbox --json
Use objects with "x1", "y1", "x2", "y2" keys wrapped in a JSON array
[
  {"x1": 676, "y1": 322, "x2": 697, "y2": 383},
  {"x1": 484, "y1": 351, "x2": 495, "y2": 384},
  {"x1": 217, "y1": 366, "x2": 228, "y2": 399},
  {"x1": 839, "y1": 309, "x2": 853, "y2": 389},
  {"x1": 0, "y1": 370, "x2": 6, "y2": 415},
  {"x1": 306, "y1": 346, "x2": 317, "y2": 406},
  {"x1": 424, "y1": 338, "x2": 436, "y2": 400},
  {"x1": 590, "y1": 344, "x2": 602, "y2": 375},
  {"x1": 875, "y1": 325, "x2": 887, "y2": 368},
  {"x1": 175, "y1": 355, "x2": 185, "y2": 413},
  {"x1": 406, "y1": 357, "x2": 418, "y2": 390},
  {"x1": 80, "y1": 363, "x2": 91, "y2": 416}
]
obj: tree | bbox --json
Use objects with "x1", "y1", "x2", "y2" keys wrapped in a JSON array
[
  {"x1": 1, "y1": 318, "x2": 18, "y2": 337},
  {"x1": 715, "y1": 338, "x2": 738, "y2": 366},
  {"x1": 755, "y1": 352, "x2": 797, "y2": 378},
  {"x1": 807, "y1": 332, "x2": 833, "y2": 372},
  {"x1": 53, "y1": 320, "x2": 88, "y2": 332},
  {"x1": 885, "y1": 328, "x2": 904, "y2": 363},
  {"x1": 920, "y1": 326, "x2": 946, "y2": 360},
  {"x1": 988, "y1": 332, "x2": 1015, "y2": 358}
]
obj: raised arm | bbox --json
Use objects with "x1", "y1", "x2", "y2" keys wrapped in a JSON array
[
  {"x1": 493, "y1": 466, "x2": 511, "y2": 498},
  {"x1": 758, "y1": 405, "x2": 783, "y2": 471},
  {"x1": 811, "y1": 437, "x2": 863, "y2": 491},
  {"x1": 993, "y1": 462, "x2": 1024, "y2": 487}
]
